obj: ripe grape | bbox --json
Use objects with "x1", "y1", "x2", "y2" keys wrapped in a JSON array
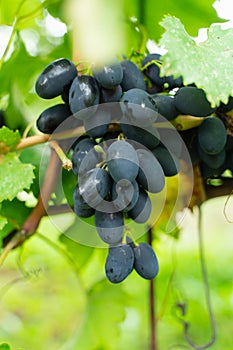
[
  {"x1": 197, "y1": 117, "x2": 226, "y2": 154},
  {"x1": 128, "y1": 187, "x2": 152, "y2": 223},
  {"x1": 106, "y1": 140, "x2": 139, "y2": 183},
  {"x1": 120, "y1": 123, "x2": 160, "y2": 149},
  {"x1": 152, "y1": 146, "x2": 181, "y2": 177},
  {"x1": 105, "y1": 244, "x2": 134, "y2": 283},
  {"x1": 174, "y1": 86, "x2": 216, "y2": 117},
  {"x1": 136, "y1": 148, "x2": 165, "y2": 193},
  {"x1": 152, "y1": 94, "x2": 178, "y2": 121},
  {"x1": 69, "y1": 75, "x2": 100, "y2": 114},
  {"x1": 73, "y1": 185, "x2": 95, "y2": 218},
  {"x1": 36, "y1": 103, "x2": 71, "y2": 134},
  {"x1": 95, "y1": 210, "x2": 124, "y2": 245},
  {"x1": 121, "y1": 88, "x2": 158, "y2": 126},
  {"x1": 92, "y1": 61, "x2": 123, "y2": 89},
  {"x1": 78, "y1": 168, "x2": 112, "y2": 208},
  {"x1": 120, "y1": 60, "x2": 146, "y2": 91},
  {"x1": 111, "y1": 179, "x2": 139, "y2": 212},
  {"x1": 133, "y1": 242, "x2": 159, "y2": 279},
  {"x1": 100, "y1": 85, "x2": 122, "y2": 103},
  {"x1": 35, "y1": 58, "x2": 77, "y2": 99}
]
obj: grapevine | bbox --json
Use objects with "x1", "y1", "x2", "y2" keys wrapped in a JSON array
[{"x1": 0, "y1": 3, "x2": 233, "y2": 349}]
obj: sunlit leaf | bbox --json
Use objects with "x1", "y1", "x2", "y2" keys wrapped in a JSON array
[
  {"x1": 0, "y1": 126, "x2": 21, "y2": 153},
  {"x1": 159, "y1": 16, "x2": 233, "y2": 106},
  {"x1": 0, "y1": 152, "x2": 35, "y2": 202}
]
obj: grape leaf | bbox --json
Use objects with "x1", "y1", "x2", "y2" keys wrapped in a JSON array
[
  {"x1": 159, "y1": 16, "x2": 233, "y2": 107},
  {"x1": 0, "y1": 153, "x2": 35, "y2": 202},
  {"x1": 0, "y1": 126, "x2": 21, "y2": 154}
]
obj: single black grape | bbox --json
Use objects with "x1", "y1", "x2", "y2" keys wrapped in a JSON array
[
  {"x1": 105, "y1": 244, "x2": 134, "y2": 283},
  {"x1": 79, "y1": 168, "x2": 112, "y2": 208},
  {"x1": 100, "y1": 85, "x2": 122, "y2": 103},
  {"x1": 197, "y1": 117, "x2": 226, "y2": 155},
  {"x1": 92, "y1": 61, "x2": 123, "y2": 89},
  {"x1": 36, "y1": 103, "x2": 71, "y2": 134},
  {"x1": 35, "y1": 58, "x2": 77, "y2": 99},
  {"x1": 120, "y1": 60, "x2": 146, "y2": 91},
  {"x1": 73, "y1": 185, "x2": 95, "y2": 218},
  {"x1": 106, "y1": 140, "x2": 139, "y2": 183},
  {"x1": 120, "y1": 123, "x2": 160, "y2": 149},
  {"x1": 142, "y1": 53, "x2": 165, "y2": 87},
  {"x1": 112, "y1": 180, "x2": 139, "y2": 212},
  {"x1": 134, "y1": 242, "x2": 159, "y2": 279},
  {"x1": 95, "y1": 210, "x2": 124, "y2": 245},
  {"x1": 121, "y1": 88, "x2": 158, "y2": 126},
  {"x1": 174, "y1": 87, "x2": 216, "y2": 117},
  {"x1": 198, "y1": 144, "x2": 226, "y2": 169},
  {"x1": 152, "y1": 146, "x2": 181, "y2": 177},
  {"x1": 152, "y1": 94, "x2": 179, "y2": 121},
  {"x1": 83, "y1": 108, "x2": 111, "y2": 138},
  {"x1": 72, "y1": 138, "x2": 96, "y2": 176},
  {"x1": 69, "y1": 75, "x2": 100, "y2": 115},
  {"x1": 128, "y1": 187, "x2": 152, "y2": 223},
  {"x1": 136, "y1": 148, "x2": 165, "y2": 193}
]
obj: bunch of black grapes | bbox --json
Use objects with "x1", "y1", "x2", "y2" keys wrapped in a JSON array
[{"x1": 34, "y1": 54, "x2": 232, "y2": 283}]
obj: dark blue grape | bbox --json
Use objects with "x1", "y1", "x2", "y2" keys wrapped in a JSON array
[
  {"x1": 36, "y1": 104, "x2": 71, "y2": 134},
  {"x1": 137, "y1": 148, "x2": 165, "y2": 193},
  {"x1": 134, "y1": 242, "x2": 159, "y2": 279},
  {"x1": 92, "y1": 61, "x2": 123, "y2": 89},
  {"x1": 72, "y1": 138, "x2": 97, "y2": 176},
  {"x1": 95, "y1": 210, "x2": 124, "y2": 244},
  {"x1": 112, "y1": 180, "x2": 139, "y2": 212},
  {"x1": 198, "y1": 144, "x2": 226, "y2": 169},
  {"x1": 152, "y1": 146, "x2": 180, "y2": 177},
  {"x1": 79, "y1": 168, "x2": 112, "y2": 208},
  {"x1": 128, "y1": 187, "x2": 152, "y2": 223},
  {"x1": 120, "y1": 60, "x2": 146, "y2": 91},
  {"x1": 198, "y1": 117, "x2": 226, "y2": 155},
  {"x1": 100, "y1": 85, "x2": 122, "y2": 103},
  {"x1": 73, "y1": 185, "x2": 95, "y2": 217},
  {"x1": 142, "y1": 53, "x2": 165, "y2": 87},
  {"x1": 142, "y1": 53, "x2": 183, "y2": 89},
  {"x1": 83, "y1": 108, "x2": 111, "y2": 138},
  {"x1": 106, "y1": 140, "x2": 139, "y2": 183},
  {"x1": 174, "y1": 87, "x2": 216, "y2": 117},
  {"x1": 121, "y1": 88, "x2": 158, "y2": 126},
  {"x1": 69, "y1": 75, "x2": 100, "y2": 114},
  {"x1": 105, "y1": 244, "x2": 134, "y2": 283},
  {"x1": 120, "y1": 123, "x2": 160, "y2": 149},
  {"x1": 35, "y1": 58, "x2": 77, "y2": 99},
  {"x1": 152, "y1": 94, "x2": 178, "y2": 121}
]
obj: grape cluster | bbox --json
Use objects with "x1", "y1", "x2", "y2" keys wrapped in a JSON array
[{"x1": 34, "y1": 54, "x2": 232, "y2": 283}]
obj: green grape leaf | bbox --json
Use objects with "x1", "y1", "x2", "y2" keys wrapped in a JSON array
[
  {"x1": 0, "y1": 153, "x2": 35, "y2": 202},
  {"x1": 159, "y1": 16, "x2": 233, "y2": 107},
  {"x1": 0, "y1": 127, "x2": 21, "y2": 154},
  {"x1": 0, "y1": 343, "x2": 11, "y2": 350}
]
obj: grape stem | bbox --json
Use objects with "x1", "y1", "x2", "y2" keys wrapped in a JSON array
[
  {"x1": 49, "y1": 140, "x2": 72, "y2": 170},
  {"x1": 0, "y1": 149, "x2": 62, "y2": 266}
]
